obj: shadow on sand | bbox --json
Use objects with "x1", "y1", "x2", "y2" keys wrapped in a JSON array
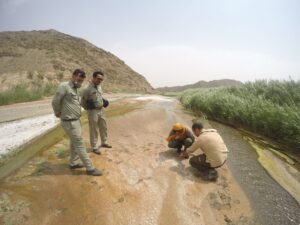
[
  {"x1": 30, "y1": 161, "x2": 90, "y2": 176},
  {"x1": 158, "y1": 149, "x2": 213, "y2": 184}
]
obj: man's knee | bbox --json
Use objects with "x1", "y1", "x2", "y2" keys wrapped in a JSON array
[
  {"x1": 71, "y1": 134, "x2": 84, "y2": 146},
  {"x1": 184, "y1": 138, "x2": 193, "y2": 148},
  {"x1": 168, "y1": 140, "x2": 180, "y2": 148},
  {"x1": 168, "y1": 141, "x2": 175, "y2": 148}
]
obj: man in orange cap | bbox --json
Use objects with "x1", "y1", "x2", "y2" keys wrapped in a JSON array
[{"x1": 166, "y1": 123, "x2": 195, "y2": 155}]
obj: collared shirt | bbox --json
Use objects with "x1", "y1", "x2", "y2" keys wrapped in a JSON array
[
  {"x1": 187, "y1": 129, "x2": 229, "y2": 167},
  {"x1": 81, "y1": 83, "x2": 104, "y2": 110},
  {"x1": 52, "y1": 81, "x2": 81, "y2": 120}
]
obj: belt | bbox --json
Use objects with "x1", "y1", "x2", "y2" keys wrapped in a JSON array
[
  {"x1": 61, "y1": 118, "x2": 79, "y2": 121},
  {"x1": 213, "y1": 159, "x2": 227, "y2": 168}
]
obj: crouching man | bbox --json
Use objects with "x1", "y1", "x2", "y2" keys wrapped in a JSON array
[
  {"x1": 166, "y1": 123, "x2": 195, "y2": 154},
  {"x1": 181, "y1": 122, "x2": 229, "y2": 180}
]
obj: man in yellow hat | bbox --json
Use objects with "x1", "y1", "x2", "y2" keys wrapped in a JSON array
[{"x1": 166, "y1": 123, "x2": 195, "y2": 155}]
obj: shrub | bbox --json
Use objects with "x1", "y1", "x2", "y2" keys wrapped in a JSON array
[
  {"x1": 0, "y1": 82, "x2": 57, "y2": 105},
  {"x1": 179, "y1": 80, "x2": 300, "y2": 149}
]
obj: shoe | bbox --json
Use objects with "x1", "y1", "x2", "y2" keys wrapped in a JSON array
[
  {"x1": 86, "y1": 168, "x2": 103, "y2": 176},
  {"x1": 92, "y1": 148, "x2": 101, "y2": 155},
  {"x1": 69, "y1": 163, "x2": 85, "y2": 169},
  {"x1": 101, "y1": 143, "x2": 112, "y2": 148},
  {"x1": 176, "y1": 148, "x2": 182, "y2": 154}
]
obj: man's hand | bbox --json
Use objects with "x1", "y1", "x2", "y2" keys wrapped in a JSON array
[
  {"x1": 103, "y1": 98, "x2": 109, "y2": 108},
  {"x1": 55, "y1": 112, "x2": 61, "y2": 118},
  {"x1": 180, "y1": 150, "x2": 189, "y2": 159}
]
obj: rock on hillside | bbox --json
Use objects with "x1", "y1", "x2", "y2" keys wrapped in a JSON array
[{"x1": 0, "y1": 29, "x2": 153, "y2": 93}]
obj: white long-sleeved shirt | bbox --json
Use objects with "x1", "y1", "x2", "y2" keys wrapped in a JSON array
[{"x1": 187, "y1": 129, "x2": 229, "y2": 167}]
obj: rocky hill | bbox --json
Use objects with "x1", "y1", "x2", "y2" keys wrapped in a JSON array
[
  {"x1": 156, "y1": 79, "x2": 242, "y2": 92},
  {"x1": 0, "y1": 30, "x2": 153, "y2": 93}
]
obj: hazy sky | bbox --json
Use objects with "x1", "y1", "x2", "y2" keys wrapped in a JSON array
[{"x1": 0, "y1": 0, "x2": 299, "y2": 87}]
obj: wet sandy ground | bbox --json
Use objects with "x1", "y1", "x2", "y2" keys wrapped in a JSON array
[{"x1": 0, "y1": 97, "x2": 258, "y2": 225}]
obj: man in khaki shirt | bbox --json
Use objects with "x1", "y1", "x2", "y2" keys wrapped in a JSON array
[
  {"x1": 81, "y1": 70, "x2": 111, "y2": 155},
  {"x1": 52, "y1": 69, "x2": 102, "y2": 176},
  {"x1": 181, "y1": 122, "x2": 229, "y2": 180}
]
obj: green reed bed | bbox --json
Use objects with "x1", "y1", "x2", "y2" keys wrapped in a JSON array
[{"x1": 180, "y1": 80, "x2": 300, "y2": 149}]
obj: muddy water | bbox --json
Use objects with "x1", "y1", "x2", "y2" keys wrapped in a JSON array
[
  {"x1": 0, "y1": 97, "x2": 257, "y2": 225},
  {"x1": 210, "y1": 121, "x2": 300, "y2": 225}
]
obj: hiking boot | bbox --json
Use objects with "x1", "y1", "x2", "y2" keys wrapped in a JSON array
[
  {"x1": 101, "y1": 143, "x2": 112, "y2": 148},
  {"x1": 69, "y1": 163, "x2": 85, "y2": 169},
  {"x1": 92, "y1": 148, "x2": 101, "y2": 155},
  {"x1": 86, "y1": 168, "x2": 103, "y2": 176}
]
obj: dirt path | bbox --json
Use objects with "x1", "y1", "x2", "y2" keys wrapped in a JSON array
[
  {"x1": 0, "y1": 96, "x2": 257, "y2": 225},
  {"x1": 0, "y1": 94, "x2": 140, "y2": 123},
  {"x1": 0, "y1": 98, "x2": 53, "y2": 123}
]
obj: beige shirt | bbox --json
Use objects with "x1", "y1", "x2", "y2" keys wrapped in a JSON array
[
  {"x1": 187, "y1": 129, "x2": 229, "y2": 167},
  {"x1": 81, "y1": 83, "x2": 103, "y2": 110},
  {"x1": 52, "y1": 81, "x2": 81, "y2": 120}
]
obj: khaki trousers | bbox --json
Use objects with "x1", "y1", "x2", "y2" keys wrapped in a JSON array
[
  {"x1": 87, "y1": 109, "x2": 108, "y2": 149},
  {"x1": 61, "y1": 120, "x2": 94, "y2": 171}
]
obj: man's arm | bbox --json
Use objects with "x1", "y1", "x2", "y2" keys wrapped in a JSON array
[
  {"x1": 52, "y1": 84, "x2": 66, "y2": 117},
  {"x1": 166, "y1": 130, "x2": 176, "y2": 142},
  {"x1": 80, "y1": 88, "x2": 89, "y2": 110},
  {"x1": 180, "y1": 140, "x2": 201, "y2": 159},
  {"x1": 186, "y1": 139, "x2": 201, "y2": 154}
]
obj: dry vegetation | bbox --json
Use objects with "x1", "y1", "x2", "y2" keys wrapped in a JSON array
[{"x1": 0, "y1": 30, "x2": 153, "y2": 99}]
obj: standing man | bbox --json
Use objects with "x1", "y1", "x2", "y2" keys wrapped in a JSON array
[
  {"x1": 52, "y1": 69, "x2": 102, "y2": 176},
  {"x1": 181, "y1": 122, "x2": 229, "y2": 180},
  {"x1": 81, "y1": 70, "x2": 112, "y2": 155},
  {"x1": 166, "y1": 123, "x2": 195, "y2": 154}
]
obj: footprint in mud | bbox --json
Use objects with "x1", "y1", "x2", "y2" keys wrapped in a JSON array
[
  {"x1": 218, "y1": 191, "x2": 231, "y2": 209},
  {"x1": 208, "y1": 191, "x2": 232, "y2": 210},
  {"x1": 193, "y1": 211, "x2": 201, "y2": 217},
  {"x1": 90, "y1": 180, "x2": 98, "y2": 185},
  {"x1": 208, "y1": 193, "x2": 222, "y2": 210},
  {"x1": 90, "y1": 181, "x2": 104, "y2": 191},
  {"x1": 143, "y1": 148, "x2": 151, "y2": 152},
  {"x1": 114, "y1": 194, "x2": 127, "y2": 204},
  {"x1": 217, "y1": 176, "x2": 229, "y2": 189},
  {"x1": 115, "y1": 160, "x2": 123, "y2": 164},
  {"x1": 224, "y1": 214, "x2": 260, "y2": 225},
  {"x1": 122, "y1": 147, "x2": 132, "y2": 155},
  {"x1": 54, "y1": 208, "x2": 67, "y2": 216},
  {"x1": 137, "y1": 178, "x2": 144, "y2": 184}
]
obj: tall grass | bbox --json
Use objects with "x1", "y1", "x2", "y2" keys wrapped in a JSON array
[
  {"x1": 180, "y1": 80, "x2": 300, "y2": 149},
  {"x1": 0, "y1": 82, "x2": 57, "y2": 105}
]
